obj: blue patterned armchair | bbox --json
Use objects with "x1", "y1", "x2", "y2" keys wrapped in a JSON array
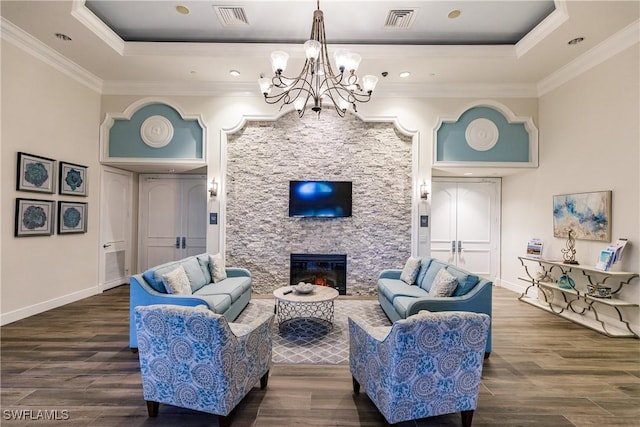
[
  {"x1": 349, "y1": 310, "x2": 490, "y2": 426},
  {"x1": 134, "y1": 304, "x2": 273, "y2": 427}
]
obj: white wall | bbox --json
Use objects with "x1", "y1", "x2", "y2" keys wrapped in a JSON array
[
  {"x1": 1, "y1": 41, "x2": 102, "y2": 324},
  {"x1": 501, "y1": 45, "x2": 639, "y2": 331}
]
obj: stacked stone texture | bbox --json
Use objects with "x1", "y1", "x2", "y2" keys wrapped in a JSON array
[{"x1": 226, "y1": 110, "x2": 412, "y2": 295}]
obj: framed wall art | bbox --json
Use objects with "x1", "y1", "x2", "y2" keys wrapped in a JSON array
[
  {"x1": 59, "y1": 161, "x2": 88, "y2": 196},
  {"x1": 553, "y1": 191, "x2": 612, "y2": 241},
  {"x1": 15, "y1": 198, "x2": 55, "y2": 237},
  {"x1": 16, "y1": 152, "x2": 56, "y2": 194},
  {"x1": 58, "y1": 201, "x2": 88, "y2": 234}
]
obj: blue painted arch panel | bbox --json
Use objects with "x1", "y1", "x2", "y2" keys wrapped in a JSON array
[
  {"x1": 436, "y1": 107, "x2": 529, "y2": 162},
  {"x1": 108, "y1": 104, "x2": 203, "y2": 159}
]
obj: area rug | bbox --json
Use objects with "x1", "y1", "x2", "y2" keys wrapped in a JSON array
[{"x1": 235, "y1": 299, "x2": 390, "y2": 365}]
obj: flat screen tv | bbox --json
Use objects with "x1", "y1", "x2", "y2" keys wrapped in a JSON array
[{"x1": 289, "y1": 181, "x2": 352, "y2": 218}]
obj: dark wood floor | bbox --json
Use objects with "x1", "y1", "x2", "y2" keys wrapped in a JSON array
[{"x1": 1, "y1": 285, "x2": 639, "y2": 427}]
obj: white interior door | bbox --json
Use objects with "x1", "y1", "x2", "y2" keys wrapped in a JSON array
[
  {"x1": 99, "y1": 167, "x2": 133, "y2": 290},
  {"x1": 430, "y1": 178, "x2": 500, "y2": 280},
  {"x1": 430, "y1": 182, "x2": 457, "y2": 264},
  {"x1": 182, "y1": 179, "x2": 207, "y2": 257},
  {"x1": 140, "y1": 177, "x2": 182, "y2": 270},
  {"x1": 138, "y1": 175, "x2": 206, "y2": 271}
]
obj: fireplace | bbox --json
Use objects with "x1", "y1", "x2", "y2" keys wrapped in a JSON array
[{"x1": 290, "y1": 253, "x2": 347, "y2": 295}]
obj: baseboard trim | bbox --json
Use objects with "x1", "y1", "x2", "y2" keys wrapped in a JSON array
[
  {"x1": 497, "y1": 279, "x2": 525, "y2": 294},
  {"x1": 1, "y1": 286, "x2": 100, "y2": 326}
]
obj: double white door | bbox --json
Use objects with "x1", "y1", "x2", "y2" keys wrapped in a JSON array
[
  {"x1": 138, "y1": 175, "x2": 207, "y2": 271},
  {"x1": 430, "y1": 178, "x2": 500, "y2": 280}
]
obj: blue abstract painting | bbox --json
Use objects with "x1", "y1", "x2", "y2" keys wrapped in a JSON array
[{"x1": 553, "y1": 191, "x2": 611, "y2": 241}]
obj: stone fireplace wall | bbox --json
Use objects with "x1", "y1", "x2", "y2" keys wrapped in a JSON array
[{"x1": 225, "y1": 110, "x2": 413, "y2": 295}]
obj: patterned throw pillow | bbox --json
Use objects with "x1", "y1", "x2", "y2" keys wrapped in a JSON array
[
  {"x1": 162, "y1": 265, "x2": 192, "y2": 295},
  {"x1": 429, "y1": 268, "x2": 458, "y2": 297},
  {"x1": 209, "y1": 254, "x2": 228, "y2": 283},
  {"x1": 400, "y1": 256, "x2": 422, "y2": 285}
]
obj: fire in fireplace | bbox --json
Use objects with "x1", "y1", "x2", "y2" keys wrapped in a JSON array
[{"x1": 290, "y1": 253, "x2": 347, "y2": 295}]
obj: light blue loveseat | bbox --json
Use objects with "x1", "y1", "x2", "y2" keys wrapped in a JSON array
[
  {"x1": 129, "y1": 253, "x2": 252, "y2": 350},
  {"x1": 377, "y1": 258, "x2": 493, "y2": 357}
]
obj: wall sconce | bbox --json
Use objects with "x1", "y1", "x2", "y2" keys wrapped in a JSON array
[
  {"x1": 420, "y1": 183, "x2": 429, "y2": 200},
  {"x1": 209, "y1": 179, "x2": 218, "y2": 198}
]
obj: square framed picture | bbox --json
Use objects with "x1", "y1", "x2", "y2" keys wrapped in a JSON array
[
  {"x1": 58, "y1": 201, "x2": 88, "y2": 234},
  {"x1": 16, "y1": 152, "x2": 56, "y2": 194},
  {"x1": 59, "y1": 161, "x2": 88, "y2": 196},
  {"x1": 15, "y1": 198, "x2": 55, "y2": 237}
]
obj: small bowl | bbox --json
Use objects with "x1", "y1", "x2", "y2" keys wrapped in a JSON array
[{"x1": 293, "y1": 282, "x2": 315, "y2": 294}]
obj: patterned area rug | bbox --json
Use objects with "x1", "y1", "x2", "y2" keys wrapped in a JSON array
[{"x1": 236, "y1": 299, "x2": 391, "y2": 365}]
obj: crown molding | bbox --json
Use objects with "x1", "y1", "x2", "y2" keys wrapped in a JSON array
[
  {"x1": 1, "y1": 17, "x2": 103, "y2": 93},
  {"x1": 102, "y1": 79, "x2": 538, "y2": 98},
  {"x1": 122, "y1": 40, "x2": 516, "y2": 59},
  {"x1": 515, "y1": 0, "x2": 569, "y2": 58},
  {"x1": 537, "y1": 19, "x2": 639, "y2": 96},
  {"x1": 70, "y1": 0, "x2": 125, "y2": 55},
  {"x1": 101, "y1": 80, "x2": 260, "y2": 96}
]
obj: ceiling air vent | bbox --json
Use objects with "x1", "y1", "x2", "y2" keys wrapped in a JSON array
[
  {"x1": 384, "y1": 9, "x2": 417, "y2": 29},
  {"x1": 214, "y1": 6, "x2": 250, "y2": 27}
]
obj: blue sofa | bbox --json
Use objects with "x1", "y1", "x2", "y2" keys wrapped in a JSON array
[
  {"x1": 377, "y1": 258, "x2": 493, "y2": 356},
  {"x1": 129, "y1": 253, "x2": 251, "y2": 350}
]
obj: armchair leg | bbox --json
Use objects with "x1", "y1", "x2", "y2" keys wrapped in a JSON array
[
  {"x1": 352, "y1": 376, "x2": 360, "y2": 394},
  {"x1": 484, "y1": 352, "x2": 490, "y2": 359},
  {"x1": 130, "y1": 348, "x2": 138, "y2": 354},
  {"x1": 218, "y1": 414, "x2": 231, "y2": 427},
  {"x1": 461, "y1": 409, "x2": 474, "y2": 427},
  {"x1": 146, "y1": 401, "x2": 159, "y2": 417},
  {"x1": 260, "y1": 370, "x2": 269, "y2": 390}
]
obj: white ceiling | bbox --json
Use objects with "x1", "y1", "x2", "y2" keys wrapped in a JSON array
[
  {"x1": 1, "y1": 1, "x2": 638, "y2": 98},
  {"x1": 83, "y1": 0, "x2": 555, "y2": 45}
]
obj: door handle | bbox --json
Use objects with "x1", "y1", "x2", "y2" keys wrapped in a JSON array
[
  {"x1": 103, "y1": 244, "x2": 111, "y2": 248},
  {"x1": 451, "y1": 240, "x2": 457, "y2": 253},
  {"x1": 176, "y1": 237, "x2": 180, "y2": 249},
  {"x1": 181, "y1": 237, "x2": 186, "y2": 249},
  {"x1": 458, "y1": 240, "x2": 463, "y2": 252}
]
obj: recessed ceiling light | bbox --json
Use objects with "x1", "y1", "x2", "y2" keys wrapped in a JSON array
[
  {"x1": 229, "y1": 70, "x2": 241, "y2": 77},
  {"x1": 399, "y1": 71, "x2": 411, "y2": 78},
  {"x1": 568, "y1": 37, "x2": 584, "y2": 45},
  {"x1": 463, "y1": 172, "x2": 473, "y2": 176},
  {"x1": 448, "y1": 10, "x2": 461, "y2": 19},
  {"x1": 55, "y1": 33, "x2": 72, "y2": 41},
  {"x1": 176, "y1": 5, "x2": 190, "y2": 15}
]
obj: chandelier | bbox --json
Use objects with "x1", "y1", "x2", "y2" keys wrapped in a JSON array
[{"x1": 258, "y1": 1, "x2": 378, "y2": 117}]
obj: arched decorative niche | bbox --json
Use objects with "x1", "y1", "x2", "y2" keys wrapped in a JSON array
[
  {"x1": 433, "y1": 100, "x2": 538, "y2": 170},
  {"x1": 100, "y1": 97, "x2": 207, "y2": 172},
  {"x1": 214, "y1": 108, "x2": 424, "y2": 294}
]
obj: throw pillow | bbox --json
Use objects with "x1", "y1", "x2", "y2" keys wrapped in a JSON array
[
  {"x1": 209, "y1": 254, "x2": 228, "y2": 283},
  {"x1": 400, "y1": 256, "x2": 422, "y2": 285},
  {"x1": 429, "y1": 268, "x2": 458, "y2": 297},
  {"x1": 162, "y1": 265, "x2": 192, "y2": 295}
]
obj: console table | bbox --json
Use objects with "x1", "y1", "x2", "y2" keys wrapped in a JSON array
[{"x1": 517, "y1": 256, "x2": 639, "y2": 338}]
